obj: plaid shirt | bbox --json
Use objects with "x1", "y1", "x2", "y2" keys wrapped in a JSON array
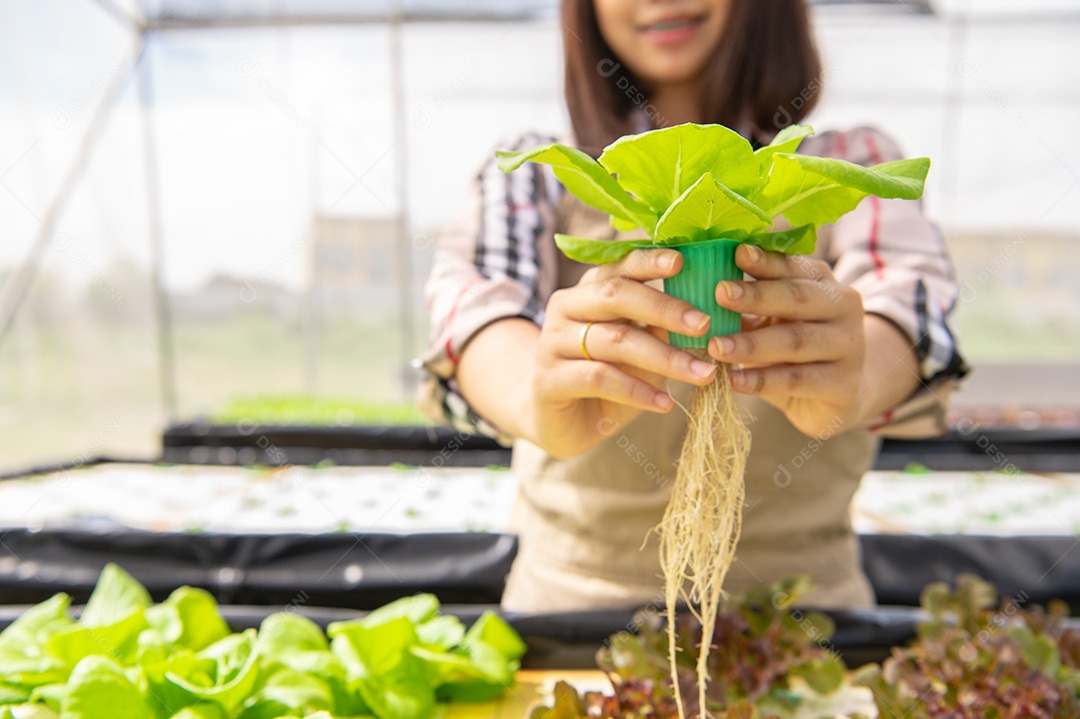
[{"x1": 417, "y1": 127, "x2": 968, "y2": 444}]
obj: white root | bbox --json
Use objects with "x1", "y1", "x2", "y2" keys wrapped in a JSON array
[{"x1": 658, "y1": 361, "x2": 751, "y2": 719}]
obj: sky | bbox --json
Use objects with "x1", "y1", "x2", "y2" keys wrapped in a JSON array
[{"x1": 1, "y1": 0, "x2": 1079, "y2": 293}]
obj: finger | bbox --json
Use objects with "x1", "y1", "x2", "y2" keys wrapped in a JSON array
[
  {"x1": 730, "y1": 363, "x2": 858, "y2": 401},
  {"x1": 707, "y1": 322, "x2": 850, "y2": 365},
  {"x1": 740, "y1": 313, "x2": 771, "y2": 332},
  {"x1": 552, "y1": 360, "x2": 676, "y2": 413},
  {"x1": 576, "y1": 321, "x2": 716, "y2": 386},
  {"x1": 716, "y1": 277, "x2": 856, "y2": 321},
  {"x1": 569, "y1": 278, "x2": 712, "y2": 338},
  {"x1": 593, "y1": 248, "x2": 684, "y2": 283},
  {"x1": 735, "y1": 244, "x2": 836, "y2": 282}
]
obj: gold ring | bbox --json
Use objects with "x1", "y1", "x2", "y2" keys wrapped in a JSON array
[{"x1": 579, "y1": 322, "x2": 595, "y2": 361}]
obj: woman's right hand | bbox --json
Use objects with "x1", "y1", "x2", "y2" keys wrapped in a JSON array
[{"x1": 530, "y1": 248, "x2": 719, "y2": 458}]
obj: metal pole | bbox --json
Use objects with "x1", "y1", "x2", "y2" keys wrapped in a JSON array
[
  {"x1": 86, "y1": 0, "x2": 146, "y2": 33},
  {"x1": 0, "y1": 43, "x2": 143, "y2": 350},
  {"x1": 305, "y1": 106, "x2": 322, "y2": 394},
  {"x1": 147, "y1": 11, "x2": 552, "y2": 30},
  {"x1": 940, "y1": 0, "x2": 971, "y2": 229},
  {"x1": 388, "y1": 0, "x2": 416, "y2": 399},
  {"x1": 136, "y1": 37, "x2": 179, "y2": 422}
]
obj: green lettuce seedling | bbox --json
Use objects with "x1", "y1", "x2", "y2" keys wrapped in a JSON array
[
  {"x1": 497, "y1": 122, "x2": 929, "y2": 263},
  {"x1": 0, "y1": 564, "x2": 526, "y2": 719}
]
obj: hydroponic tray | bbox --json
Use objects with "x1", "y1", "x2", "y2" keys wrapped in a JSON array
[
  {"x1": 7, "y1": 464, "x2": 1078, "y2": 538},
  {"x1": 3, "y1": 464, "x2": 1080, "y2": 610},
  {"x1": 157, "y1": 422, "x2": 1080, "y2": 471}
]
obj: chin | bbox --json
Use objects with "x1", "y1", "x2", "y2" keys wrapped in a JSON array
[{"x1": 641, "y1": 57, "x2": 709, "y2": 86}]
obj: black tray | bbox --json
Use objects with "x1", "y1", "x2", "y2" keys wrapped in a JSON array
[
  {"x1": 161, "y1": 422, "x2": 511, "y2": 468},
  {"x1": 5, "y1": 517, "x2": 1080, "y2": 613},
  {"x1": 159, "y1": 422, "x2": 1080, "y2": 472},
  {"x1": 0, "y1": 522, "x2": 516, "y2": 609}
]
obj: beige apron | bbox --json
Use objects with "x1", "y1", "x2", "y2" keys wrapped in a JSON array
[{"x1": 500, "y1": 196, "x2": 879, "y2": 613}]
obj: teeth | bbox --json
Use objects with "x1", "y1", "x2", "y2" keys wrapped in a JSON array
[{"x1": 650, "y1": 18, "x2": 693, "y2": 31}]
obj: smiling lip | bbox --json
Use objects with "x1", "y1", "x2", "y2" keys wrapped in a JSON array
[{"x1": 640, "y1": 15, "x2": 705, "y2": 44}]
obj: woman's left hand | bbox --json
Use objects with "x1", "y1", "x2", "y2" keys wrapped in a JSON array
[{"x1": 707, "y1": 244, "x2": 867, "y2": 437}]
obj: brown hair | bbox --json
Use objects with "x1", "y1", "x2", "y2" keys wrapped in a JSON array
[{"x1": 562, "y1": 0, "x2": 823, "y2": 155}]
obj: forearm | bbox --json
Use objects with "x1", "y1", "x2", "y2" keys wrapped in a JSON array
[
  {"x1": 854, "y1": 314, "x2": 921, "y2": 426},
  {"x1": 455, "y1": 318, "x2": 540, "y2": 443}
]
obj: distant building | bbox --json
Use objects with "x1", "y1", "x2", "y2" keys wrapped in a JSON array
[
  {"x1": 947, "y1": 231, "x2": 1079, "y2": 318},
  {"x1": 311, "y1": 215, "x2": 401, "y2": 314},
  {"x1": 171, "y1": 274, "x2": 295, "y2": 320}
]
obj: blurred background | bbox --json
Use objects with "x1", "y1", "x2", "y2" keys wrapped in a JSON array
[{"x1": 1, "y1": 0, "x2": 1078, "y2": 475}]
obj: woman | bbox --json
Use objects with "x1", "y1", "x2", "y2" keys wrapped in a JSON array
[{"x1": 418, "y1": 0, "x2": 966, "y2": 613}]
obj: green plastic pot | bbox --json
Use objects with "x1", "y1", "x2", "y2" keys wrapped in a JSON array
[{"x1": 663, "y1": 238, "x2": 743, "y2": 350}]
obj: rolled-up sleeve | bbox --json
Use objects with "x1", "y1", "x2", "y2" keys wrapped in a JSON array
[
  {"x1": 416, "y1": 133, "x2": 562, "y2": 442},
  {"x1": 808, "y1": 127, "x2": 969, "y2": 437}
]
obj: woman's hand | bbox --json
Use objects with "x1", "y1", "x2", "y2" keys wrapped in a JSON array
[
  {"x1": 707, "y1": 244, "x2": 868, "y2": 437},
  {"x1": 530, "y1": 248, "x2": 718, "y2": 458}
]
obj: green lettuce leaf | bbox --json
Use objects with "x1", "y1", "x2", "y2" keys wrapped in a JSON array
[
  {"x1": 754, "y1": 124, "x2": 814, "y2": 181},
  {"x1": 0, "y1": 594, "x2": 75, "y2": 653},
  {"x1": 78, "y1": 564, "x2": 151, "y2": 628},
  {"x1": 496, "y1": 144, "x2": 654, "y2": 233},
  {"x1": 598, "y1": 123, "x2": 762, "y2": 208},
  {"x1": 169, "y1": 706, "x2": 226, "y2": 719},
  {"x1": 256, "y1": 613, "x2": 330, "y2": 657},
  {"x1": 411, "y1": 646, "x2": 486, "y2": 685},
  {"x1": 164, "y1": 631, "x2": 261, "y2": 716},
  {"x1": 0, "y1": 650, "x2": 67, "y2": 698},
  {"x1": 356, "y1": 659, "x2": 433, "y2": 719},
  {"x1": 743, "y1": 224, "x2": 817, "y2": 256},
  {"x1": 255, "y1": 614, "x2": 366, "y2": 716},
  {"x1": 555, "y1": 224, "x2": 818, "y2": 265},
  {"x1": 329, "y1": 617, "x2": 434, "y2": 719},
  {"x1": 45, "y1": 564, "x2": 152, "y2": 670},
  {"x1": 45, "y1": 610, "x2": 148, "y2": 670},
  {"x1": 329, "y1": 617, "x2": 420, "y2": 679},
  {"x1": 609, "y1": 215, "x2": 642, "y2": 233},
  {"x1": 788, "y1": 656, "x2": 846, "y2": 695},
  {"x1": 141, "y1": 586, "x2": 230, "y2": 653},
  {"x1": 462, "y1": 613, "x2": 526, "y2": 663},
  {"x1": 0, "y1": 684, "x2": 28, "y2": 704},
  {"x1": 414, "y1": 616, "x2": 465, "y2": 650},
  {"x1": 436, "y1": 612, "x2": 527, "y2": 701},
  {"x1": 27, "y1": 682, "x2": 67, "y2": 711},
  {"x1": 0, "y1": 705, "x2": 56, "y2": 719},
  {"x1": 653, "y1": 172, "x2": 772, "y2": 244},
  {"x1": 435, "y1": 677, "x2": 507, "y2": 703},
  {"x1": 138, "y1": 647, "x2": 217, "y2": 716},
  {"x1": 0, "y1": 594, "x2": 73, "y2": 699},
  {"x1": 237, "y1": 668, "x2": 334, "y2": 719},
  {"x1": 553, "y1": 235, "x2": 655, "y2": 265},
  {"x1": 359, "y1": 594, "x2": 439, "y2": 628},
  {"x1": 756, "y1": 153, "x2": 930, "y2": 228},
  {"x1": 60, "y1": 655, "x2": 153, "y2": 719},
  {"x1": 1007, "y1": 625, "x2": 1062, "y2": 678}
]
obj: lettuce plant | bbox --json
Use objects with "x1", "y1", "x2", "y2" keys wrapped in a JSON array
[
  {"x1": 527, "y1": 576, "x2": 868, "y2": 719},
  {"x1": 497, "y1": 123, "x2": 929, "y2": 264},
  {"x1": 528, "y1": 574, "x2": 1080, "y2": 719},
  {"x1": 0, "y1": 564, "x2": 526, "y2": 719},
  {"x1": 855, "y1": 574, "x2": 1080, "y2": 718}
]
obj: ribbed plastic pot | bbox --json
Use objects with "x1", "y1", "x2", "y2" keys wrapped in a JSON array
[{"x1": 663, "y1": 238, "x2": 743, "y2": 350}]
